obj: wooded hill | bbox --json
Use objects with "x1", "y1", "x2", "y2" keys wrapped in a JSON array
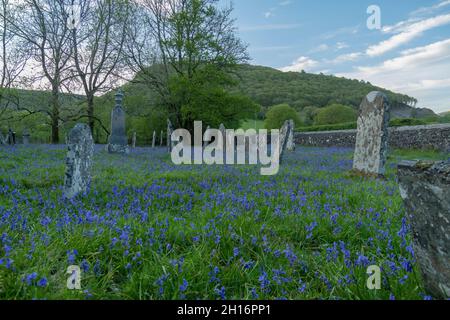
[{"x1": 1, "y1": 64, "x2": 440, "y2": 143}]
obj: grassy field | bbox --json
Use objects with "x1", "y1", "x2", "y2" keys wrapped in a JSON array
[{"x1": 0, "y1": 145, "x2": 447, "y2": 300}]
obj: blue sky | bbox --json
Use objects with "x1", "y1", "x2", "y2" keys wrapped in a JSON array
[{"x1": 223, "y1": 0, "x2": 450, "y2": 113}]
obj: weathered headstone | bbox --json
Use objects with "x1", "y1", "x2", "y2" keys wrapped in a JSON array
[
  {"x1": 63, "y1": 124, "x2": 94, "y2": 198},
  {"x1": 132, "y1": 132, "x2": 136, "y2": 148},
  {"x1": 397, "y1": 160, "x2": 450, "y2": 299},
  {"x1": 218, "y1": 124, "x2": 226, "y2": 151},
  {"x1": 22, "y1": 129, "x2": 30, "y2": 145},
  {"x1": 279, "y1": 120, "x2": 292, "y2": 164},
  {"x1": 353, "y1": 91, "x2": 390, "y2": 176},
  {"x1": 152, "y1": 131, "x2": 156, "y2": 148},
  {"x1": 0, "y1": 132, "x2": 7, "y2": 145},
  {"x1": 7, "y1": 129, "x2": 15, "y2": 145},
  {"x1": 107, "y1": 90, "x2": 129, "y2": 154},
  {"x1": 167, "y1": 119, "x2": 174, "y2": 153},
  {"x1": 286, "y1": 119, "x2": 295, "y2": 151}
]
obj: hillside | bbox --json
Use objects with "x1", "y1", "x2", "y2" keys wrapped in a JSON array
[
  {"x1": 232, "y1": 64, "x2": 435, "y2": 118},
  {"x1": 1, "y1": 64, "x2": 441, "y2": 143}
]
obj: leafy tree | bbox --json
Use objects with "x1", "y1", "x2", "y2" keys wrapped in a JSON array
[
  {"x1": 170, "y1": 65, "x2": 260, "y2": 130},
  {"x1": 264, "y1": 104, "x2": 300, "y2": 130},
  {"x1": 315, "y1": 104, "x2": 357, "y2": 125},
  {"x1": 124, "y1": 0, "x2": 249, "y2": 129},
  {"x1": 300, "y1": 106, "x2": 319, "y2": 126}
]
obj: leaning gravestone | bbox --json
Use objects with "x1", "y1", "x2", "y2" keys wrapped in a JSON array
[
  {"x1": 286, "y1": 119, "x2": 295, "y2": 151},
  {"x1": 279, "y1": 120, "x2": 292, "y2": 164},
  {"x1": 64, "y1": 124, "x2": 94, "y2": 198},
  {"x1": 132, "y1": 132, "x2": 136, "y2": 149},
  {"x1": 107, "y1": 90, "x2": 129, "y2": 154},
  {"x1": 353, "y1": 91, "x2": 390, "y2": 176},
  {"x1": 218, "y1": 124, "x2": 226, "y2": 150},
  {"x1": 0, "y1": 132, "x2": 7, "y2": 145},
  {"x1": 167, "y1": 119, "x2": 174, "y2": 153},
  {"x1": 397, "y1": 160, "x2": 450, "y2": 299},
  {"x1": 22, "y1": 129, "x2": 30, "y2": 145}
]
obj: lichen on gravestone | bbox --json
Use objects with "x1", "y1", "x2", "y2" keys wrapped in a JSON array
[
  {"x1": 397, "y1": 160, "x2": 450, "y2": 299},
  {"x1": 63, "y1": 123, "x2": 94, "y2": 198},
  {"x1": 353, "y1": 91, "x2": 390, "y2": 177}
]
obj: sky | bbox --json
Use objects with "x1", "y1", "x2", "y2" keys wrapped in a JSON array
[{"x1": 224, "y1": 0, "x2": 450, "y2": 113}]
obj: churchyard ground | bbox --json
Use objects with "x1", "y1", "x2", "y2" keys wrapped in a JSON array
[{"x1": 0, "y1": 144, "x2": 447, "y2": 300}]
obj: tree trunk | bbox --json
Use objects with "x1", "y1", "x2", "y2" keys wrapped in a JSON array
[
  {"x1": 87, "y1": 94, "x2": 95, "y2": 139},
  {"x1": 51, "y1": 89, "x2": 60, "y2": 144}
]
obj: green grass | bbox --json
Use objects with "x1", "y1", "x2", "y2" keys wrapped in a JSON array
[{"x1": 0, "y1": 145, "x2": 447, "y2": 300}]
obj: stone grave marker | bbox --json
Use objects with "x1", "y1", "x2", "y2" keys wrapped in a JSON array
[
  {"x1": 279, "y1": 120, "x2": 292, "y2": 164},
  {"x1": 107, "y1": 90, "x2": 129, "y2": 154},
  {"x1": 167, "y1": 119, "x2": 174, "y2": 153},
  {"x1": 353, "y1": 91, "x2": 390, "y2": 176},
  {"x1": 397, "y1": 160, "x2": 450, "y2": 299},
  {"x1": 286, "y1": 119, "x2": 295, "y2": 151},
  {"x1": 132, "y1": 132, "x2": 136, "y2": 148},
  {"x1": 63, "y1": 123, "x2": 94, "y2": 198},
  {"x1": 22, "y1": 129, "x2": 30, "y2": 145}
]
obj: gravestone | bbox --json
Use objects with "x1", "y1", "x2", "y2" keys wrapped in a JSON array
[
  {"x1": 7, "y1": 129, "x2": 15, "y2": 145},
  {"x1": 167, "y1": 119, "x2": 174, "y2": 153},
  {"x1": 22, "y1": 129, "x2": 30, "y2": 145},
  {"x1": 353, "y1": 91, "x2": 390, "y2": 176},
  {"x1": 218, "y1": 124, "x2": 226, "y2": 150},
  {"x1": 160, "y1": 131, "x2": 163, "y2": 147},
  {"x1": 132, "y1": 132, "x2": 136, "y2": 148},
  {"x1": 107, "y1": 90, "x2": 129, "y2": 154},
  {"x1": 152, "y1": 131, "x2": 156, "y2": 148},
  {"x1": 63, "y1": 123, "x2": 94, "y2": 198},
  {"x1": 286, "y1": 119, "x2": 295, "y2": 151},
  {"x1": 0, "y1": 132, "x2": 7, "y2": 145},
  {"x1": 279, "y1": 120, "x2": 292, "y2": 164},
  {"x1": 397, "y1": 160, "x2": 450, "y2": 299}
]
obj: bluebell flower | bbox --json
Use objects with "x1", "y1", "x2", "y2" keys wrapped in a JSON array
[{"x1": 37, "y1": 277, "x2": 47, "y2": 287}]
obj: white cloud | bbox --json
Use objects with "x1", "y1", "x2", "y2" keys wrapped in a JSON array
[
  {"x1": 361, "y1": 39, "x2": 450, "y2": 74},
  {"x1": 280, "y1": 56, "x2": 319, "y2": 72},
  {"x1": 367, "y1": 13, "x2": 450, "y2": 56},
  {"x1": 321, "y1": 25, "x2": 359, "y2": 40},
  {"x1": 279, "y1": 1, "x2": 292, "y2": 6},
  {"x1": 338, "y1": 39, "x2": 450, "y2": 112},
  {"x1": 410, "y1": 0, "x2": 450, "y2": 17},
  {"x1": 336, "y1": 42, "x2": 349, "y2": 50},
  {"x1": 331, "y1": 52, "x2": 362, "y2": 63},
  {"x1": 309, "y1": 44, "x2": 329, "y2": 53}
]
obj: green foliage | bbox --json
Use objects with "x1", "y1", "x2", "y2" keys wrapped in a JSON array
[
  {"x1": 264, "y1": 104, "x2": 301, "y2": 130},
  {"x1": 389, "y1": 118, "x2": 426, "y2": 127},
  {"x1": 231, "y1": 65, "x2": 417, "y2": 110},
  {"x1": 170, "y1": 66, "x2": 260, "y2": 130},
  {"x1": 240, "y1": 119, "x2": 265, "y2": 130},
  {"x1": 297, "y1": 122, "x2": 357, "y2": 132},
  {"x1": 315, "y1": 104, "x2": 358, "y2": 125}
]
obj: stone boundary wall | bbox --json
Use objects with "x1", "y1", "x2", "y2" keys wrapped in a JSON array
[{"x1": 294, "y1": 124, "x2": 450, "y2": 152}]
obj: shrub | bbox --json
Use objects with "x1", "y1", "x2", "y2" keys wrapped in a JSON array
[
  {"x1": 389, "y1": 118, "x2": 426, "y2": 127},
  {"x1": 315, "y1": 104, "x2": 357, "y2": 125},
  {"x1": 296, "y1": 122, "x2": 357, "y2": 132},
  {"x1": 264, "y1": 104, "x2": 301, "y2": 130}
]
